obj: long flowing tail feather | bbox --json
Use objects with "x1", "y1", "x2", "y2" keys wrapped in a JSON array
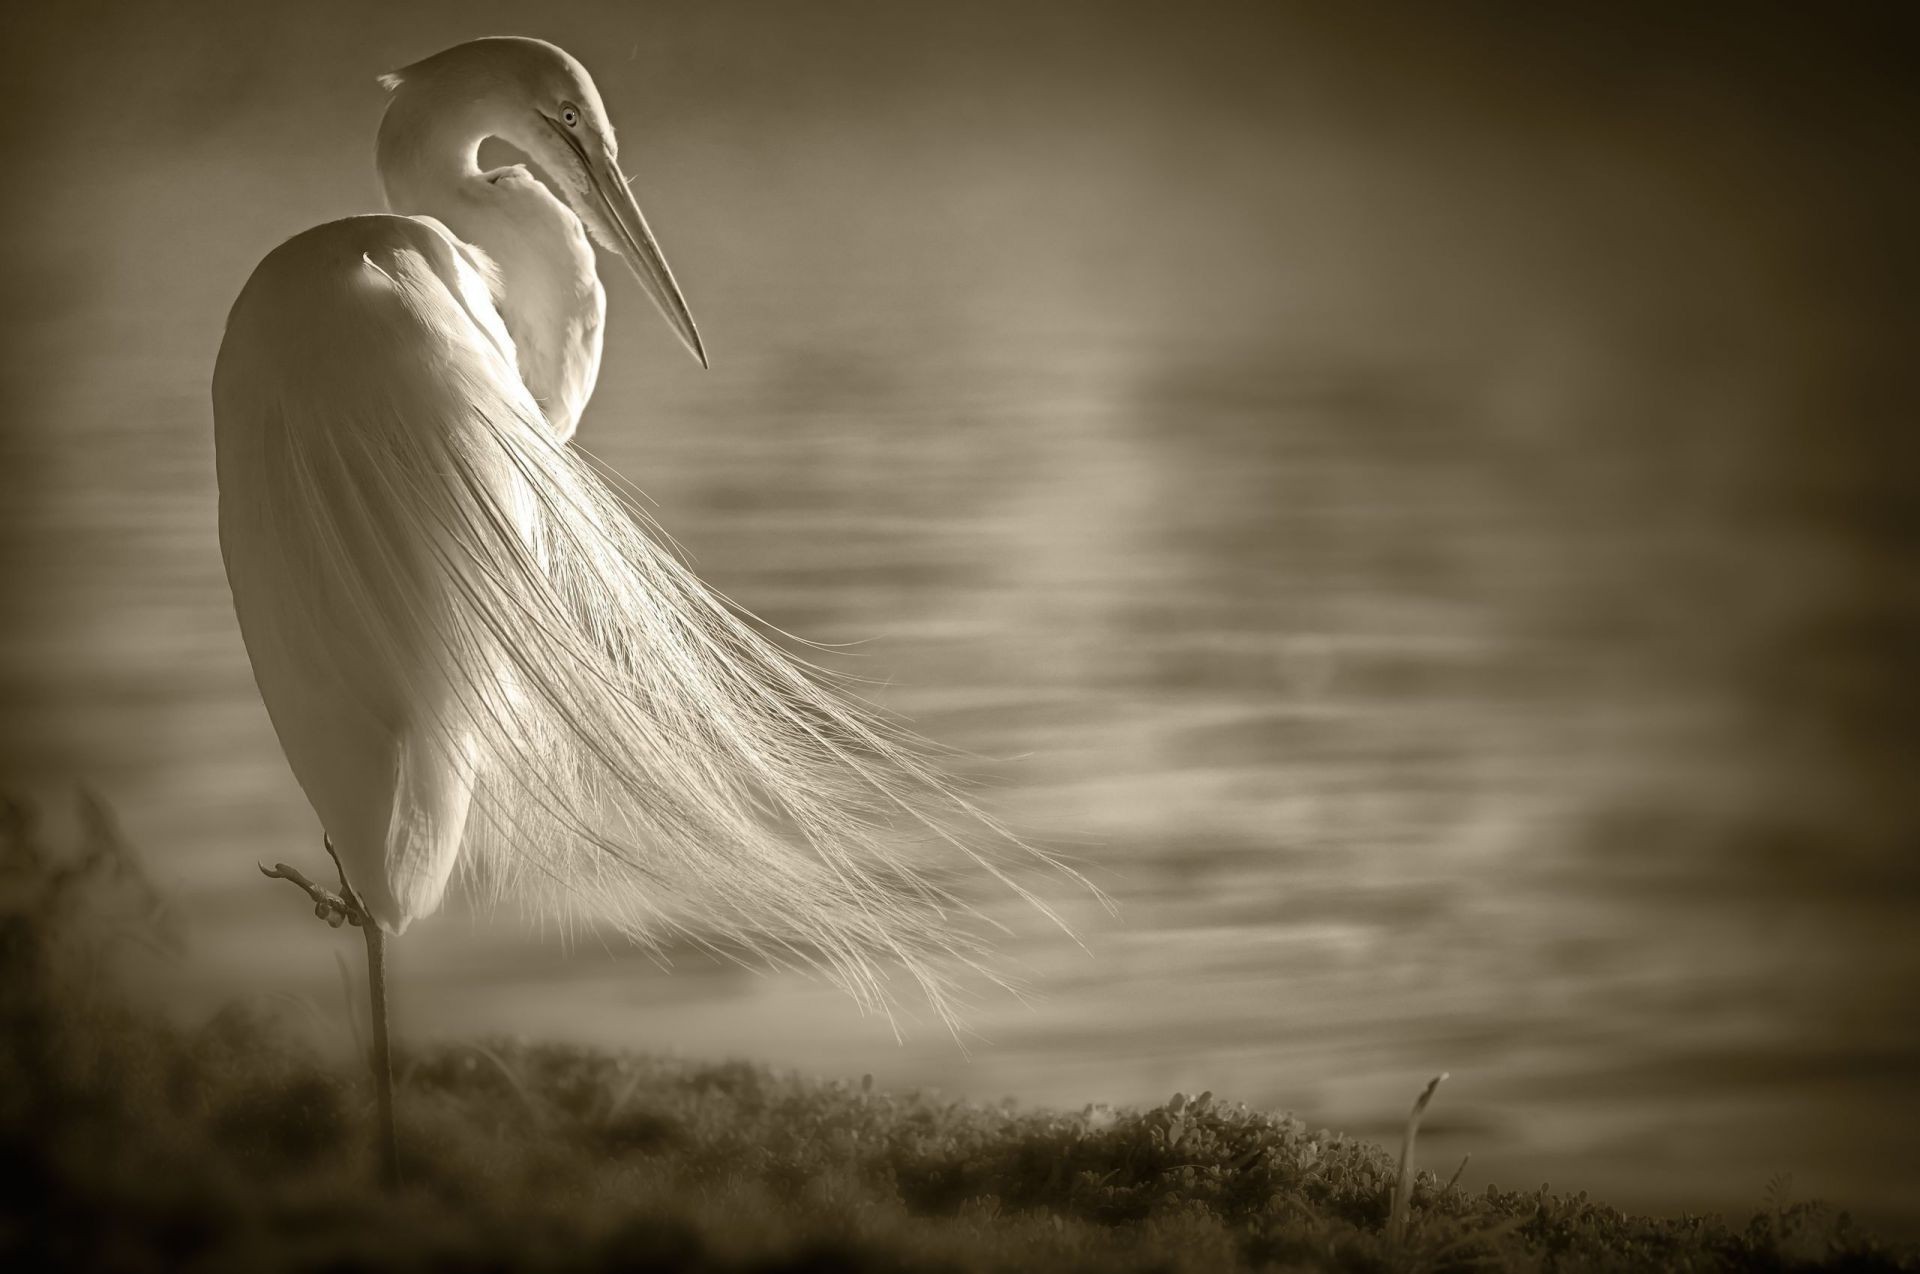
[{"x1": 243, "y1": 231, "x2": 1088, "y2": 1030}]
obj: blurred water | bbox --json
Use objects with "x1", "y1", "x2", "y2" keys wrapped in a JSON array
[{"x1": 4, "y1": 0, "x2": 1918, "y2": 1234}]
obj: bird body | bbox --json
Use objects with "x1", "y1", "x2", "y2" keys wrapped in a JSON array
[
  {"x1": 214, "y1": 38, "x2": 1059, "y2": 1022},
  {"x1": 216, "y1": 212, "x2": 523, "y2": 930}
]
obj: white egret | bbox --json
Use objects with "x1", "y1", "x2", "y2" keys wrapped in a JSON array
[{"x1": 213, "y1": 37, "x2": 1067, "y2": 1184}]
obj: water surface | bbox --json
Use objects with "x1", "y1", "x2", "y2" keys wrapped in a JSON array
[{"x1": 4, "y1": 0, "x2": 1918, "y2": 1233}]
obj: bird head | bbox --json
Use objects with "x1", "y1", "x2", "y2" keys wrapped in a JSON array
[{"x1": 380, "y1": 37, "x2": 707, "y2": 368}]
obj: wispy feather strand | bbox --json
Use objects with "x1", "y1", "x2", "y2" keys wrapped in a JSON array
[{"x1": 248, "y1": 240, "x2": 1086, "y2": 1031}]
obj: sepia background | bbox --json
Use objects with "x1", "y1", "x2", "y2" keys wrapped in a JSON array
[{"x1": 4, "y1": 0, "x2": 1918, "y2": 1235}]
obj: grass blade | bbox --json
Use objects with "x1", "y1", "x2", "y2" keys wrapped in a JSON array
[{"x1": 1388, "y1": 1071, "x2": 1448, "y2": 1243}]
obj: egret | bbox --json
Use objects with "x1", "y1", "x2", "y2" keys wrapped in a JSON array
[{"x1": 213, "y1": 37, "x2": 1067, "y2": 1185}]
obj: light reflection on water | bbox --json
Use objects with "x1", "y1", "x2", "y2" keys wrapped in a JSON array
[{"x1": 4, "y1": 0, "x2": 1918, "y2": 1236}]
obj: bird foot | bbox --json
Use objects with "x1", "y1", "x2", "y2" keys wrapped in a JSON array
[{"x1": 259, "y1": 847, "x2": 370, "y2": 929}]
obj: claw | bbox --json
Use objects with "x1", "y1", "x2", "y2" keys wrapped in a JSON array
[{"x1": 262, "y1": 859, "x2": 369, "y2": 929}]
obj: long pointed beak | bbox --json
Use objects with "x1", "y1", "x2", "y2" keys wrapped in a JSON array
[
  {"x1": 545, "y1": 113, "x2": 706, "y2": 368},
  {"x1": 588, "y1": 156, "x2": 707, "y2": 368}
]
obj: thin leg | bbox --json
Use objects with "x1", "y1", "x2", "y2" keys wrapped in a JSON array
[
  {"x1": 362, "y1": 918, "x2": 400, "y2": 1190},
  {"x1": 262, "y1": 840, "x2": 401, "y2": 1189},
  {"x1": 324, "y1": 836, "x2": 400, "y2": 1191}
]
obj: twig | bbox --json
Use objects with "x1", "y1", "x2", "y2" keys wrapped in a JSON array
[
  {"x1": 1388, "y1": 1072, "x2": 1449, "y2": 1244},
  {"x1": 1444, "y1": 1152, "x2": 1471, "y2": 1195},
  {"x1": 464, "y1": 1041, "x2": 545, "y2": 1126}
]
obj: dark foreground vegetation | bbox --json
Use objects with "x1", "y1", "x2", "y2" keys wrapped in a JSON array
[{"x1": 3, "y1": 796, "x2": 1912, "y2": 1273}]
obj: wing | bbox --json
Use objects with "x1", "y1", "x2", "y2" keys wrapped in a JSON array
[
  {"x1": 214, "y1": 216, "x2": 1077, "y2": 1023},
  {"x1": 214, "y1": 214, "x2": 533, "y2": 932}
]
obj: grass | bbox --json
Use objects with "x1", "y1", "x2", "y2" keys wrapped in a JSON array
[{"x1": 3, "y1": 794, "x2": 1914, "y2": 1273}]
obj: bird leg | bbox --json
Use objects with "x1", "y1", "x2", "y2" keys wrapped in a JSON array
[
  {"x1": 320, "y1": 835, "x2": 368, "y2": 917},
  {"x1": 258, "y1": 838, "x2": 399, "y2": 1190},
  {"x1": 258, "y1": 858, "x2": 367, "y2": 928}
]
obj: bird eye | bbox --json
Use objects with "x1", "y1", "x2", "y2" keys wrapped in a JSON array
[{"x1": 561, "y1": 105, "x2": 580, "y2": 128}]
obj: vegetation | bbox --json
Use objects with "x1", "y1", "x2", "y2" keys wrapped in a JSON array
[{"x1": 3, "y1": 795, "x2": 1912, "y2": 1272}]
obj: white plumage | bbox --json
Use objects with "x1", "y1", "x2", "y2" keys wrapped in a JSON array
[{"x1": 214, "y1": 38, "x2": 1067, "y2": 1028}]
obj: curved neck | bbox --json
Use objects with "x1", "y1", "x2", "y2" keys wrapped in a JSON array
[
  {"x1": 371, "y1": 82, "x2": 605, "y2": 440},
  {"x1": 376, "y1": 87, "x2": 490, "y2": 216}
]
